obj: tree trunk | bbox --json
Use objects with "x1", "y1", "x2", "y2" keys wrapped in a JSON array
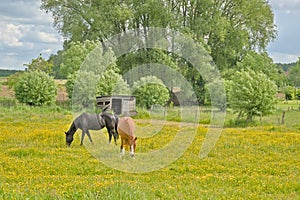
[{"x1": 247, "y1": 114, "x2": 253, "y2": 122}]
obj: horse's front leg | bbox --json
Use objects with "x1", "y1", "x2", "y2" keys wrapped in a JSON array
[
  {"x1": 86, "y1": 130, "x2": 94, "y2": 145},
  {"x1": 120, "y1": 139, "x2": 125, "y2": 157},
  {"x1": 80, "y1": 130, "x2": 85, "y2": 145}
]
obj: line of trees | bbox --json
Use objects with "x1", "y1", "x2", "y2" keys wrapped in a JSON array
[
  {"x1": 7, "y1": 0, "x2": 300, "y2": 122},
  {"x1": 42, "y1": 0, "x2": 276, "y2": 69}
]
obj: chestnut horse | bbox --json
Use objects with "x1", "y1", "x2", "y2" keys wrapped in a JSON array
[{"x1": 117, "y1": 117, "x2": 137, "y2": 158}]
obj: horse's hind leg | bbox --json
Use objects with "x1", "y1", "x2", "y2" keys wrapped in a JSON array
[
  {"x1": 112, "y1": 129, "x2": 118, "y2": 145},
  {"x1": 111, "y1": 129, "x2": 118, "y2": 145},
  {"x1": 86, "y1": 130, "x2": 94, "y2": 145},
  {"x1": 107, "y1": 128, "x2": 112, "y2": 144}
]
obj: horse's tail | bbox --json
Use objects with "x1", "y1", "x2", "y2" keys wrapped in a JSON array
[{"x1": 114, "y1": 114, "x2": 119, "y2": 138}]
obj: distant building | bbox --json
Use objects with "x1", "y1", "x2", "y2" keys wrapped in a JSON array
[{"x1": 96, "y1": 95, "x2": 137, "y2": 116}]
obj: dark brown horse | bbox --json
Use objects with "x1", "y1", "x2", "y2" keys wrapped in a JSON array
[{"x1": 65, "y1": 112, "x2": 119, "y2": 146}]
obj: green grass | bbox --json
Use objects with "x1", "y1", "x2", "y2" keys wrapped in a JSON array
[
  {"x1": 0, "y1": 105, "x2": 299, "y2": 199},
  {"x1": 135, "y1": 100, "x2": 300, "y2": 129}
]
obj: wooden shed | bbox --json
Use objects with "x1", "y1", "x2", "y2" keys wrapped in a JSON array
[{"x1": 96, "y1": 95, "x2": 137, "y2": 116}]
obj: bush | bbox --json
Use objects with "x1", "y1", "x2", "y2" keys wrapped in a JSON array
[
  {"x1": 283, "y1": 86, "x2": 294, "y2": 100},
  {"x1": 133, "y1": 76, "x2": 169, "y2": 109},
  {"x1": 13, "y1": 71, "x2": 57, "y2": 106},
  {"x1": 228, "y1": 69, "x2": 277, "y2": 121}
]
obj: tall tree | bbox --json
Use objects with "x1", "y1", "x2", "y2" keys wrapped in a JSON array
[
  {"x1": 42, "y1": 0, "x2": 277, "y2": 105},
  {"x1": 169, "y1": 0, "x2": 277, "y2": 69},
  {"x1": 59, "y1": 40, "x2": 98, "y2": 77},
  {"x1": 48, "y1": 50, "x2": 64, "y2": 79},
  {"x1": 41, "y1": 0, "x2": 133, "y2": 44},
  {"x1": 42, "y1": 0, "x2": 276, "y2": 70}
]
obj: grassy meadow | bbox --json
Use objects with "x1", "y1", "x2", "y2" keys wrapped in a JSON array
[{"x1": 0, "y1": 103, "x2": 299, "y2": 199}]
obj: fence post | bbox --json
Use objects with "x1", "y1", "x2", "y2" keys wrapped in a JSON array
[{"x1": 281, "y1": 111, "x2": 285, "y2": 125}]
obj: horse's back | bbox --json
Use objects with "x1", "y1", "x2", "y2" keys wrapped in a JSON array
[
  {"x1": 75, "y1": 113, "x2": 101, "y2": 130},
  {"x1": 118, "y1": 117, "x2": 135, "y2": 138}
]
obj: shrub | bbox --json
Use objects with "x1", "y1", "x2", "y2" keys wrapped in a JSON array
[
  {"x1": 228, "y1": 69, "x2": 277, "y2": 121},
  {"x1": 13, "y1": 71, "x2": 57, "y2": 106},
  {"x1": 283, "y1": 86, "x2": 294, "y2": 100},
  {"x1": 133, "y1": 76, "x2": 169, "y2": 109}
]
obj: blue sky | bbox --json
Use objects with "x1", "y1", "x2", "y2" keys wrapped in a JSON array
[
  {"x1": 267, "y1": 0, "x2": 300, "y2": 63},
  {"x1": 0, "y1": 0, "x2": 299, "y2": 70}
]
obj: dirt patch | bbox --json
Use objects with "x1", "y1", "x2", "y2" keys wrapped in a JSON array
[
  {"x1": 0, "y1": 85, "x2": 14, "y2": 98},
  {"x1": 57, "y1": 86, "x2": 68, "y2": 102},
  {"x1": 0, "y1": 83, "x2": 68, "y2": 101}
]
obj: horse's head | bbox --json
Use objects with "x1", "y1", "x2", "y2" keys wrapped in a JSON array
[
  {"x1": 65, "y1": 131, "x2": 74, "y2": 147},
  {"x1": 129, "y1": 137, "x2": 137, "y2": 158}
]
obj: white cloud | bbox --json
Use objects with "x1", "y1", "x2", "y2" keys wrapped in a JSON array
[
  {"x1": 36, "y1": 32, "x2": 59, "y2": 43},
  {"x1": 5, "y1": 53, "x2": 18, "y2": 56},
  {"x1": 41, "y1": 48, "x2": 52, "y2": 55},
  {"x1": 268, "y1": 52, "x2": 299, "y2": 63},
  {"x1": 0, "y1": 54, "x2": 27, "y2": 70},
  {"x1": 0, "y1": 23, "x2": 24, "y2": 47},
  {"x1": 269, "y1": 0, "x2": 300, "y2": 10},
  {"x1": 0, "y1": 0, "x2": 63, "y2": 69},
  {"x1": 0, "y1": 0, "x2": 53, "y2": 25}
]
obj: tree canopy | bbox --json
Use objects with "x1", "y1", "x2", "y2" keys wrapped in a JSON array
[
  {"x1": 41, "y1": 0, "x2": 282, "y2": 118},
  {"x1": 41, "y1": 0, "x2": 276, "y2": 70},
  {"x1": 59, "y1": 40, "x2": 98, "y2": 78}
]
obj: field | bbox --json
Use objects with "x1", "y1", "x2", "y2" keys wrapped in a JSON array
[{"x1": 0, "y1": 105, "x2": 299, "y2": 199}]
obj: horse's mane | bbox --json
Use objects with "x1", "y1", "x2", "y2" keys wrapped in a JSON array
[{"x1": 101, "y1": 104, "x2": 110, "y2": 112}]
